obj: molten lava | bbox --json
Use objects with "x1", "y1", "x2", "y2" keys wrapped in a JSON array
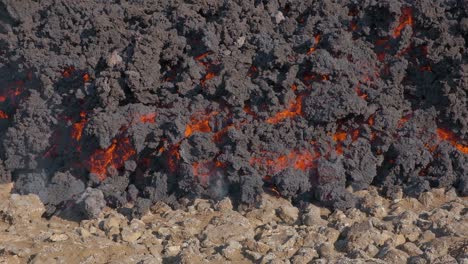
[
  {"x1": 393, "y1": 7, "x2": 413, "y2": 38},
  {"x1": 88, "y1": 137, "x2": 136, "y2": 180},
  {"x1": 436, "y1": 128, "x2": 468, "y2": 154},
  {"x1": 397, "y1": 113, "x2": 412, "y2": 128},
  {"x1": 185, "y1": 112, "x2": 218, "y2": 137},
  {"x1": 62, "y1": 66, "x2": 75, "y2": 78},
  {"x1": 307, "y1": 34, "x2": 321, "y2": 55},
  {"x1": 139, "y1": 112, "x2": 157, "y2": 124},
  {"x1": 200, "y1": 72, "x2": 216, "y2": 86},
  {"x1": 250, "y1": 149, "x2": 318, "y2": 175},
  {"x1": 71, "y1": 111, "x2": 87, "y2": 141},
  {"x1": 266, "y1": 95, "x2": 303, "y2": 124},
  {"x1": 0, "y1": 110, "x2": 8, "y2": 119},
  {"x1": 167, "y1": 144, "x2": 181, "y2": 173}
]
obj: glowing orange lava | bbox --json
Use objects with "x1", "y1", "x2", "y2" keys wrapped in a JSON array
[
  {"x1": 436, "y1": 128, "x2": 468, "y2": 154},
  {"x1": 167, "y1": 144, "x2": 180, "y2": 173},
  {"x1": 71, "y1": 111, "x2": 87, "y2": 141},
  {"x1": 185, "y1": 111, "x2": 218, "y2": 137},
  {"x1": 307, "y1": 34, "x2": 321, "y2": 55},
  {"x1": 139, "y1": 112, "x2": 157, "y2": 124},
  {"x1": 250, "y1": 149, "x2": 318, "y2": 175},
  {"x1": 88, "y1": 137, "x2": 136, "y2": 180},
  {"x1": 266, "y1": 95, "x2": 303, "y2": 124},
  {"x1": 393, "y1": 7, "x2": 413, "y2": 38},
  {"x1": 0, "y1": 110, "x2": 8, "y2": 119},
  {"x1": 83, "y1": 73, "x2": 90, "y2": 82},
  {"x1": 62, "y1": 66, "x2": 75, "y2": 78},
  {"x1": 397, "y1": 113, "x2": 412, "y2": 128},
  {"x1": 355, "y1": 85, "x2": 368, "y2": 100},
  {"x1": 200, "y1": 72, "x2": 216, "y2": 86}
]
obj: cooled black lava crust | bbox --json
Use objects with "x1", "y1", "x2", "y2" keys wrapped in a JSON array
[{"x1": 0, "y1": 0, "x2": 466, "y2": 217}]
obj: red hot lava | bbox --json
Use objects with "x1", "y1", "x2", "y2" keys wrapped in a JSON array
[
  {"x1": 88, "y1": 137, "x2": 136, "y2": 180},
  {"x1": 185, "y1": 111, "x2": 218, "y2": 137},
  {"x1": 393, "y1": 7, "x2": 413, "y2": 38},
  {"x1": 139, "y1": 112, "x2": 157, "y2": 124},
  {"x1": 436, "y1": 128, "x2": 468, "y2": 154},
  {"x1": 250, "y1": 149, "x2": 319, "y2": 175},
  {"x1": 71, "y1": 111, "x2": 87, "y2": 141},
  {"x1": 267, "y1": 93, "x2": 304, "y2": 124},
  {"x1": 0, "y1": 110, "x2": 8, "y2": 119}
]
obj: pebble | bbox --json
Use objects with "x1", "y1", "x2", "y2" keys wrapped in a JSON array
[
  {"x1": 276, "y1": 205, "x2": 299, "y2": 225},
  {"x1": 48, "y1": 233, "x2": 69, "y2": 242}
]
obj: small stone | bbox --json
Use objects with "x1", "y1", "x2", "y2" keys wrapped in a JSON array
[
  {"x1": 121, "y1": 228, "x2": 142, "y2": 243},
  {"x1": 274, "y1": 11, "x2": 285, "y2": 24},
  {"x1": 317, "y1": 243, "x2": 336, "y2": 258},
  {"x1": 77, "y1": 227, "x2": 91, "y2": 238},
  {"x1": 401, "y1": 242, "x2": 423, "y2": 256},
  {"x1": 419, "y1": 230, "x2": 435, "y2": 243},
  {"x1": 291, "y1": 247, "x2": 318, "y2": 264},
  {"x1": 302, "y1": 204, "x2": 323, "y2": 226},
  {"x1": 215, "y1": 197, "x2": 233, "y2": 212},
  {"x1": 245, "y1": 250, "x2": 263, "y2": 261},
  {"x1": 107, "y1": 50, "x2": 123, "y2": 67},
  {"x1": 164, "y1": 245, "x2": 181, "y2": 256},
  {"x1": 222, "y1": 241, "x2": 243, "y2": 260},
  {"x1": 48, "y1": 233, "x2": 69, "y2": 242},
  {"x1": 377, "y1": 246, "x2": 409, "y2": 263},
  {"x1": 276, "y1": 204, "x2": 299, "y2": 225},
  {"x1": 236, "y1": 36, "x2": 246, "y2": 48},
  {"x1": 102, "y1": 216, "x2": 121, "y2": 232},
  {"x1": 121, "y1": 220, "x2": 145, "y2": 243},
  {"x1": 418, "y1": 192, "x2": 434, "y2": 207}
]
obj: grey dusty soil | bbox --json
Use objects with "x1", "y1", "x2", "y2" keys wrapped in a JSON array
[{"x1": 0, "y1": 183, "x2": 466, "y2": 264}]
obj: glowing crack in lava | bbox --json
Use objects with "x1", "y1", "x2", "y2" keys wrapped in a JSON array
[
  {"x1": 266, "y1": 95, "x2": 304, "y2": 124},
  {"x1": 0, "y1": 110, "x2": 8, "y2": 119},
  {"x1": 393, "y1": 7, "x2": 413, "y2": 38},
  {"x1": 71, "y1": 111, "x2": 87, "y2": 141},
  {"x1": 139, "y1": 112, "x2": 157, "y2": 124},
  {"x1": 167, "y1": 144, "x2": 180, "y2": 173},
  {"x1": 333, "y1": 131, "x2": 347, "y2": 155},
  {"x1": 436, "y1": 128, "x2": 468, "y2": 154},
  {"x1": 307, "y1": 34, "x2": 321, "y2": 55},
  {"x1": 0, "y1": 82, "x2": 24, "y2": 103},
  {"x1": 88, "y1": 137, "x2": 136, "y2": 180},
  {"x1": 192, "y1": 160, "x2": 226, "y2": 186},
  {"x1": 185, "y1": 111, "x2": 218, "y2": 137},
  {"x1": 250, "y1": 149, "x2": 319, "y2": 175}
]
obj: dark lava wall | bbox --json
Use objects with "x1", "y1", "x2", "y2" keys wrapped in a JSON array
[{"x1": 0, "y1": 0, "x2": 467, "y2": 217}]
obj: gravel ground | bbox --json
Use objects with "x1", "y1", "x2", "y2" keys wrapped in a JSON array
[{"x1": 0, "y1": 183, "x2": 466, "y2": 264}]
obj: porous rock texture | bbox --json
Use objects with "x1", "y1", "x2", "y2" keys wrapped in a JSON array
[
  {"x1": 0, "y1": 184, "x2": 467, "y2": 263},
  {"x1": 0, "y1": 0, "x2": 467, "y2": 217}
]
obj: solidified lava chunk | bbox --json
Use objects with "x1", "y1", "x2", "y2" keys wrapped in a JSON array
[{"x1": 0, "y1": 0, "x2": 466, "y2": 217}]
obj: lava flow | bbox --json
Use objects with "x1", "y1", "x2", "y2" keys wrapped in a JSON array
[
  {"x1": 266, "y1": 95, "x2": 304, "y2": 124},
  {"x1": 436, "y1": 128, "x2": 468, "y2": 154},
  {"x1": 393, "y1": 7, "x2": 413, "y2": 38},
  {"x1": 250, "y1": 149, "x2": 319, "y2": 175},
  {"x1": 71, "y1": 111, "x2": 87, "y2": 141},
  {"x1": 0, "y1": 110, "x2": 8, "y2": 119},
  {"x1": 88, "y1": 137, "x2": 136, "y2": 180},
  {"x1": 307, "y1": 34, "x2": 321, "y2": 55},
  {"x1": 138, "y1": 112, "x2": 157, "y2": 124},
  {"x1": 185, "y1": 111, "x2": 218, "y2": 137}
]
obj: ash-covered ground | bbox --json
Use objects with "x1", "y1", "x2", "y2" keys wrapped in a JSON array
[{"x1": 0, "y1": 0, "x2": 467, "y2": 218}]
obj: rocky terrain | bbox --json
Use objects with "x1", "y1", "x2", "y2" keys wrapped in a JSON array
[{"x1": 0, "y1": 183, "x2": 467, "y2": 264}]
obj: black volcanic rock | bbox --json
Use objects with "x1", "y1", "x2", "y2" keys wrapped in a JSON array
[{"x1": 0, "y1": 0, "x2": 466, "y2": 218}]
